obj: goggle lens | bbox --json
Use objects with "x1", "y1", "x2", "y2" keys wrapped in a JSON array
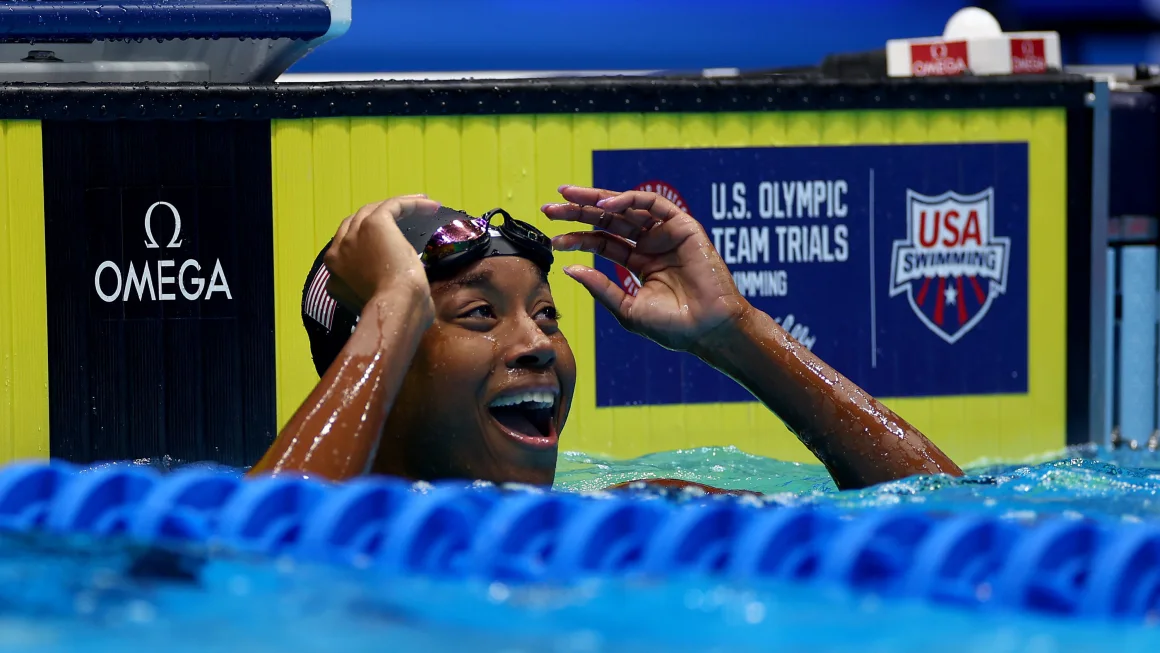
[
  {"x1": 421, "y1": 217, "x2": 489, "y2": 265},
  {"x1": 423, "y1": 209, "x2": 552, "y2": 270}
]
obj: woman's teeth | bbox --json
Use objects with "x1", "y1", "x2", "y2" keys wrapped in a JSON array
[
  {"x1": 489, "y1": 391, "x2": 556, "y2": 409},
  {"x1": 488, "y1": 390, "x2": 558, "y2": 443}
]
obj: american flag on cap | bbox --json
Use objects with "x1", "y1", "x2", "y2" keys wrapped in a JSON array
[
  {"x1": 301, "y1": 239, "x2": 362, "y2": 377},
  {"x1": 303, "y1": 263, "x2": 338, "y2": 331}
]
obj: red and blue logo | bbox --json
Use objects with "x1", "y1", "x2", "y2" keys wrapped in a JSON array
[
  {"x1": 889, "y1": 188, "x2": 1010, "y2": 344},
  {"x1": 610, "y1": 180, "x2": 691, "y2": 297}
]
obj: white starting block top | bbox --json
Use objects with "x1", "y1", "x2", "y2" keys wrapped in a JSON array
[
  {"x1": 0, "y1": 0, "x2": 350, "y2": 83},
  {"x1": 886, "y1": 7, "x2": 1063, "y2": 78}
]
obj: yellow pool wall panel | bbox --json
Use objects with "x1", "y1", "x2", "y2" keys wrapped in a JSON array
[
  {"x1": 0, "y1": 120, "x2": 49, "y2": 464},
  {"x1": 270, "y1": 109, "x2": 1068, "y2": 467}
]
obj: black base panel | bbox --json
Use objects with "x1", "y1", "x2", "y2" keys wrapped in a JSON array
[{"x1": 41, "y1": 120, "x2": 276, "y2": 467}]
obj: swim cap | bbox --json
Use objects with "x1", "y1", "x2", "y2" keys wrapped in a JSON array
[{"x1": 301, "y1": 206, "x2": 551, "y2": 377}]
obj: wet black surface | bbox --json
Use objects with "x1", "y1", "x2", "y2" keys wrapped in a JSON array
[{"x1": 0, "y1": 74, "x2": 1093, "y2": 121}]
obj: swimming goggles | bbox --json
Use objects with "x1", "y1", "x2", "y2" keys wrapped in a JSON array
[{"x1": 421, "y1": 208, "x2": 554, "y2": 272}]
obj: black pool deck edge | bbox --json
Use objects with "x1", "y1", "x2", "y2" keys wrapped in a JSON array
[{"x1": 0, "y1": 73, "x2": 1094, "y2": 121}]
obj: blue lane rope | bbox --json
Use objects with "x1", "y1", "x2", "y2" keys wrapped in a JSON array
[{"x1": 2, "y1": 461, "x2": 1159, "y2": 622}]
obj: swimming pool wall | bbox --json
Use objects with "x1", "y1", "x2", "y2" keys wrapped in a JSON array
[{"x1": 0, "y1": 75, "x2": 1096, "y2": 468}]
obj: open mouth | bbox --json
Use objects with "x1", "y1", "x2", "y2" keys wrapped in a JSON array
[{"x1": 487, "y1": 390, "x2": 559, "y2": 449}]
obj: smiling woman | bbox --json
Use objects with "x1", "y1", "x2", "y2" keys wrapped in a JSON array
[
  {"x1": 252, "y1": 200, "x2": 577, "y2": 485},
  {"x1": 370, "y1": 254, "x2": 576, "y2": 486},
  {"x1": 249, "y1": 189, "x2": 963, "y2": 492}
]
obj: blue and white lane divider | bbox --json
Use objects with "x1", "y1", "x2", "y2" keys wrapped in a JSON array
[{"x1": 0, "y1": 461, "x2": 1160, "y2": 623}]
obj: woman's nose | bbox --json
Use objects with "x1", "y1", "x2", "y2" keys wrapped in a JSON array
[
  {"x1": 512, "y1": 345, "x2": 556, "y2": 369},
  {"x1": 506, "y1": 319, "x2": 556, "y2": 370}
]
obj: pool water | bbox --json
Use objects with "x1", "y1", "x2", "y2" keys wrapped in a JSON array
[
  {"x1": 12, "y1": 445, "x2": 1160, "y2": 653},
  {"x1": 556, "y1": 445, "x2": 1160, "y2": 524}
]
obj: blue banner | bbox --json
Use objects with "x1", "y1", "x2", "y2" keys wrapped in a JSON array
[
  {"x1": 591, "y1": 144, "x2": 1029, "y2": 407},
  {"x1": 291, "y1": 0, "x2": 968, "y2": 73}
]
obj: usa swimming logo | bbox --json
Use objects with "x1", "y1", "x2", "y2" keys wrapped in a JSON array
[
  {"x1": 888, "y1": 188, "x2": 1010, "y2": 344},
  {"x1": 611, "y1": 181, "x2": 691, "y2": 297}
]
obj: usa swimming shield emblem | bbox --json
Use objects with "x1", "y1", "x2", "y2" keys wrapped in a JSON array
[{"x1": 889, "y1": 189, "x2": 1010, "y2": 344}]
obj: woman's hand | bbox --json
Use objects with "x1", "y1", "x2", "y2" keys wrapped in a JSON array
[
  {"x1": 543, "y1": 185, "x2": 749, "y2": 353},
  {"x1": 251, "y1": 193, "x2": 442, "y2": 482},
  {"x1": 324, "y1": 194, "x2": 440, "y2": 317},
  {"x1": 544, "y1": 186, "x2": 963, "y2": 490}
]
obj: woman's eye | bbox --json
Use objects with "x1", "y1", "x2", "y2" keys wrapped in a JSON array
[
  {"x1": 462, "y1": 305, "x2": 496, "y2": 319},
  {"x1": 536, "y1": 306, "x2": 561, "y2": 321}
]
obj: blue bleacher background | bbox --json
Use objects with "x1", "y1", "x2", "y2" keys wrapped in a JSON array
[{"x1": 285, "y1": 0, "x2": 1160, "y2": 74}]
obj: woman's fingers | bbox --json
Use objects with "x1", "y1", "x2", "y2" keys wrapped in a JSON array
[
  {"x1": 552, "y1": 230, "x2": 646, "y2": 271},
  {"x1": 550, "y1": 186, "x2": 683, "y2": 241},
  {"x1": 594, "y1": 190, "x2": 684, "y2": 223},
  {"x1": 326, "y1": 194, "x2": 439, "y2": 298},
  {"x1": 541, "y1": 203, "x2": 654, "y2": 240},
  {"x1": 376, "y1": 196, "x2": 441, "y2": 224},
  {"x1": 332, "y1": 215, "x2": 353, "y2": 249},
  {"x1": 345, "y1": 199, "x2": 385, "y2": 239},
  {"x1": 337, "y1": 194, "x2": 435, "y2": 243},
  {"x1": 558, "y1": 186, "x2": 684, "y2": 225},
  {"x1": 561, "y1": 264, "x2": 631, "y2": 322},
  {"x1": 557, "y1": 185, "x2": 619, "y2": 207}
]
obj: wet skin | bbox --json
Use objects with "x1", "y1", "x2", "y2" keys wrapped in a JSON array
[
  {"x1": 542, "y1": 186, "x2": 962, "y2": 488},
  {"x1": 252, "y1": 188, "x2": 963, "y2": 491},
  {"x1": 250, "y1": 197, "x2": 577, "y2": 486},
  {"x1": 372, "y1": 257, "x2": 577, "y2": 486},
  {"x1": 250, "y1": 196, "x2": 441, "y2": 481}
]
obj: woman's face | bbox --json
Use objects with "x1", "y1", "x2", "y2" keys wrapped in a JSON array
[{"x1": 376, "y1": 256, "x2": 577, "y2": 486}]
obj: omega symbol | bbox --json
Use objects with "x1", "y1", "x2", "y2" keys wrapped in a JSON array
[{"x1": 143, "y1": 201, "x2": 183, "y2": 249}]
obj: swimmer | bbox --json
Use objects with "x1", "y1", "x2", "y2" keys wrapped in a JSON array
[{"x1": 250, "y1": 187, "x2": 962, "y2": 491}]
